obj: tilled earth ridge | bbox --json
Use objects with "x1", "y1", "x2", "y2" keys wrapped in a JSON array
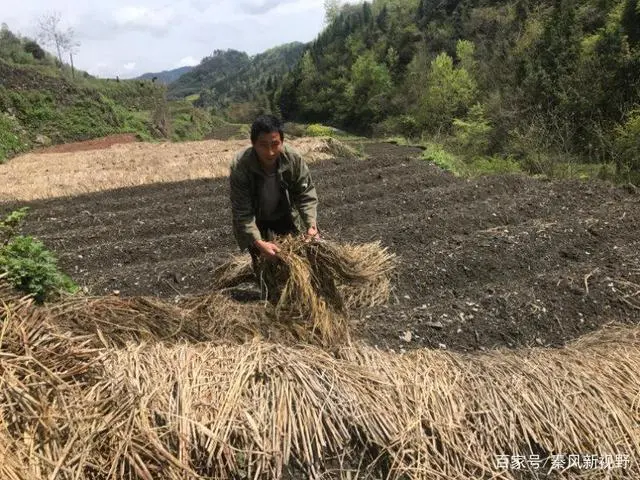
[{"x1": 3, "y1": 142, "x2": 639, "y2": 352}]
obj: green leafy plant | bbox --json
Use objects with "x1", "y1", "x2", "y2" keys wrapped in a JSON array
[
  {"x1": 0, "y1": 207, "x2": 29, "y2": 239},
  {"x1": 0, "y1": 208, "x2": 78, "y2": 302}
]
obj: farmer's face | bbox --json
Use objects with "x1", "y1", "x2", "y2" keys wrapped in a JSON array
[{"x1": 253, "y1": 131, "x2": 283, "y2": 169}]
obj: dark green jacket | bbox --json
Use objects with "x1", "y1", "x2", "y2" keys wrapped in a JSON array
[{"x1": 229, "y1": 144, "x2": 318, "y2": 250}]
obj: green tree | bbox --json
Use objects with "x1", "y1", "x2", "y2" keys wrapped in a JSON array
[
  {"x1": 621, "y1": 0, "x2": 640, "y2": 45},
  {"x1": 346, "y1": 51, "x2": 392, "y2": 127},
  {"x1": 521, "y1": 0, "x2": 581, "y2": 111},
  {"x1": 296, "y1": 51, "x2": 324, "y2": 118},
  {"x1": 453, "y1": 103, "x2": 492, "y2": 156},
  {"x1": 324, "y1": 0, "x2": 342, "y2": 25},
  {"x1": 456, "y1": 39, "x2": 476, "y2": 73},
  {"x1": 418, "y1": 51, "x2": 477, "y2": 133},
  {"x1": 377, "y1": 5, "x2": 390, "y2": 31},
  {"x1": 24, "y1": 40, "x2": 46, "y2": 60}
]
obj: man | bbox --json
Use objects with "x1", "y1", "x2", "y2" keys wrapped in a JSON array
[{"x1": 229, "y1": 114, "x2": 319, "y2": 268}]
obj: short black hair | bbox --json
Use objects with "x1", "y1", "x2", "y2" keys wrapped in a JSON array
[{"x1": 250, "y1": 114, "x2": 284, "y2": 144}]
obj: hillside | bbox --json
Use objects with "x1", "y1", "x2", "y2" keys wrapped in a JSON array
[
  {"x1": 167, "y1": 49, "x2": 251, "y2": 99},
  {"x1": 168, "y1": 42, "x2": 305, "y2": 120},
  {"x1": 277, "y1": 0, "x2": 640, "y2": 179},
  {"x1": 0, "y1": 26, "x2": 225, "y2": 160},
  {"x1": 0, "y1": 57, "x2": 169, "y2": 159},
  {"x1": 3, "y1": 1, "x2": 639, "y2": 178},
  {"x1": 137, "y1": 66, "x2": 194, "y2": 84}
]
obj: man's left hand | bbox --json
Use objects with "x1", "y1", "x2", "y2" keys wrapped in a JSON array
[{"x1": 305, "y1": 225, "x2": 320, "y2": 241}]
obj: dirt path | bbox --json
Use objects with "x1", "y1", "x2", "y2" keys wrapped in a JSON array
[{"x1": 3, "y1": 142, "x2": 639, "y2": 352}]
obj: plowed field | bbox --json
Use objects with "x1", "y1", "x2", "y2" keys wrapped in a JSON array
[{"x1": 2, "y1": 141, "x2": 639, "y2": 352}]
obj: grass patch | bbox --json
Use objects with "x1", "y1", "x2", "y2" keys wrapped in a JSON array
[
  {"x1": 470, "y1": 155, "x2": 522, "y2": 175},
  {"x1": 302, "y1": 123, "x2": 365, "y2": 141},
  {"x1": 552, "y1": 162, "x2": 640, "y2": 185},
  {"x1": 423, "y1": 143, "x2": 522, "y2": 177},
  {"x1": 79, "y1": 76, "x2": 165, "y2": 111},
  {"x1": 519, "y1": 152, "x2": 640, "y2": 184},
  {"x1": 306, "y1": 123, "x2": 335, "y2": 137},
  {"x1": 422, "y1": 143, "x2": 469, "y2": 176},
  {"x1": 167, "y1": 100, "x2": 223, "y2": 141},
  {"x1": 549, "y1": 161, "x2": 614, "y2": 181}
]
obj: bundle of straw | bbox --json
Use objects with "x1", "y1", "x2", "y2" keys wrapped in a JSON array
[
  {"x1": 39, "y1": 292, "x2": 301, "y2": 348},
  {"x1": 209, "y1": 256, "x2": 255, "y2": 290},
  {"x1": 2, "y1": 277, "x2": 337, "y2": 349},
  {"x1": 216, "y1": 236, "x2": 396, "y2": 346}
]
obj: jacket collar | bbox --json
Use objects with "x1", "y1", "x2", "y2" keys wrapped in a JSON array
[{"x1": 248, "y1": 145, "x2": 292, "y2": 176}]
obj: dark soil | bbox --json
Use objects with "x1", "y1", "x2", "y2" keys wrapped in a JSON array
[{"x1": 3, "y1": 142, "x2": 639, "y2": 352}]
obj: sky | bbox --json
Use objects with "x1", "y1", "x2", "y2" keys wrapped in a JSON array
[{"x1": 0, "y1": 0, "x2": 345, "y2": 78}]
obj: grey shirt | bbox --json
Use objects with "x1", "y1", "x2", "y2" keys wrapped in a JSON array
[{"x1": 259, "y1": 172, "x2": 282, "y2": 221}]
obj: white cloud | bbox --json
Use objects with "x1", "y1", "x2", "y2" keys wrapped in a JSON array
[
  {"x1": 270, "y1": 0, "x2": 324, "y2": 15},
  {"x1": 87, "y1": 61, "x2": 111, "y2": 76},
  {"x1": 237, "y1": 0, "x2": 300, "y2": 15},
  {"x1": 175, "y1": 56, "x2": 199, "y2": 68},
  {"x1": 123, "y1": 62, "x2": 136, "y2": 70},
  {"x1": 112, "y1": 5, "x2": 177, "y2": 31},
  {"x1": 0, "y1": 0, "x2": 355, "y2": 77}
]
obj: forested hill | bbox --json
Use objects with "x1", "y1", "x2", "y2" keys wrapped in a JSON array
[
  {"x1": 168, "y1": 42, "x2": 305, "y2": 112},
  {"x1": 167, "y1": 49, "x2": 251, "y2": 100},
  {"x1": 137, "y1": 66, "x2": 194, "y2": 84},
  {"x1": 277, "y1": 0, "x2": 640, "y2": 175}
]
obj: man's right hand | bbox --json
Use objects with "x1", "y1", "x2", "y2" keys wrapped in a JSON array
[{"x1": 254, "y1": 239, "x2": 281, "y2": 259}]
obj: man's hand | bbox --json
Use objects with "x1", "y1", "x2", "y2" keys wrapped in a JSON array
[
  {"x1": 254, "y1": 239, "x2": 281, "y2": 259},
  {"x1": 305, "y1": 225, "x2": 320, "y2": 241}
]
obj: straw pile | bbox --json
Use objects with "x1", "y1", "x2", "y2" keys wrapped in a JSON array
[
  {"x1": 303, "y1": 136, "x2": 362, "y2": 161},
  {"x1": 2, "y1": 248, "x2": 639, "y2": 479},
  {"x1": 36, "y1": 292, "x2": 298, "y2": 348},
  {"x1": 20, "y1": 237, "x2": 393, "y2": 349},
  {"x1": 0, "y1": 137, "x2": 360, "y2": 201},
  {"x1": 214, "y1": 237, "x2": 396, "y2": 346},
  {"x1": 1, "y1": 288, "x2": 639, "y2": 479}
]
